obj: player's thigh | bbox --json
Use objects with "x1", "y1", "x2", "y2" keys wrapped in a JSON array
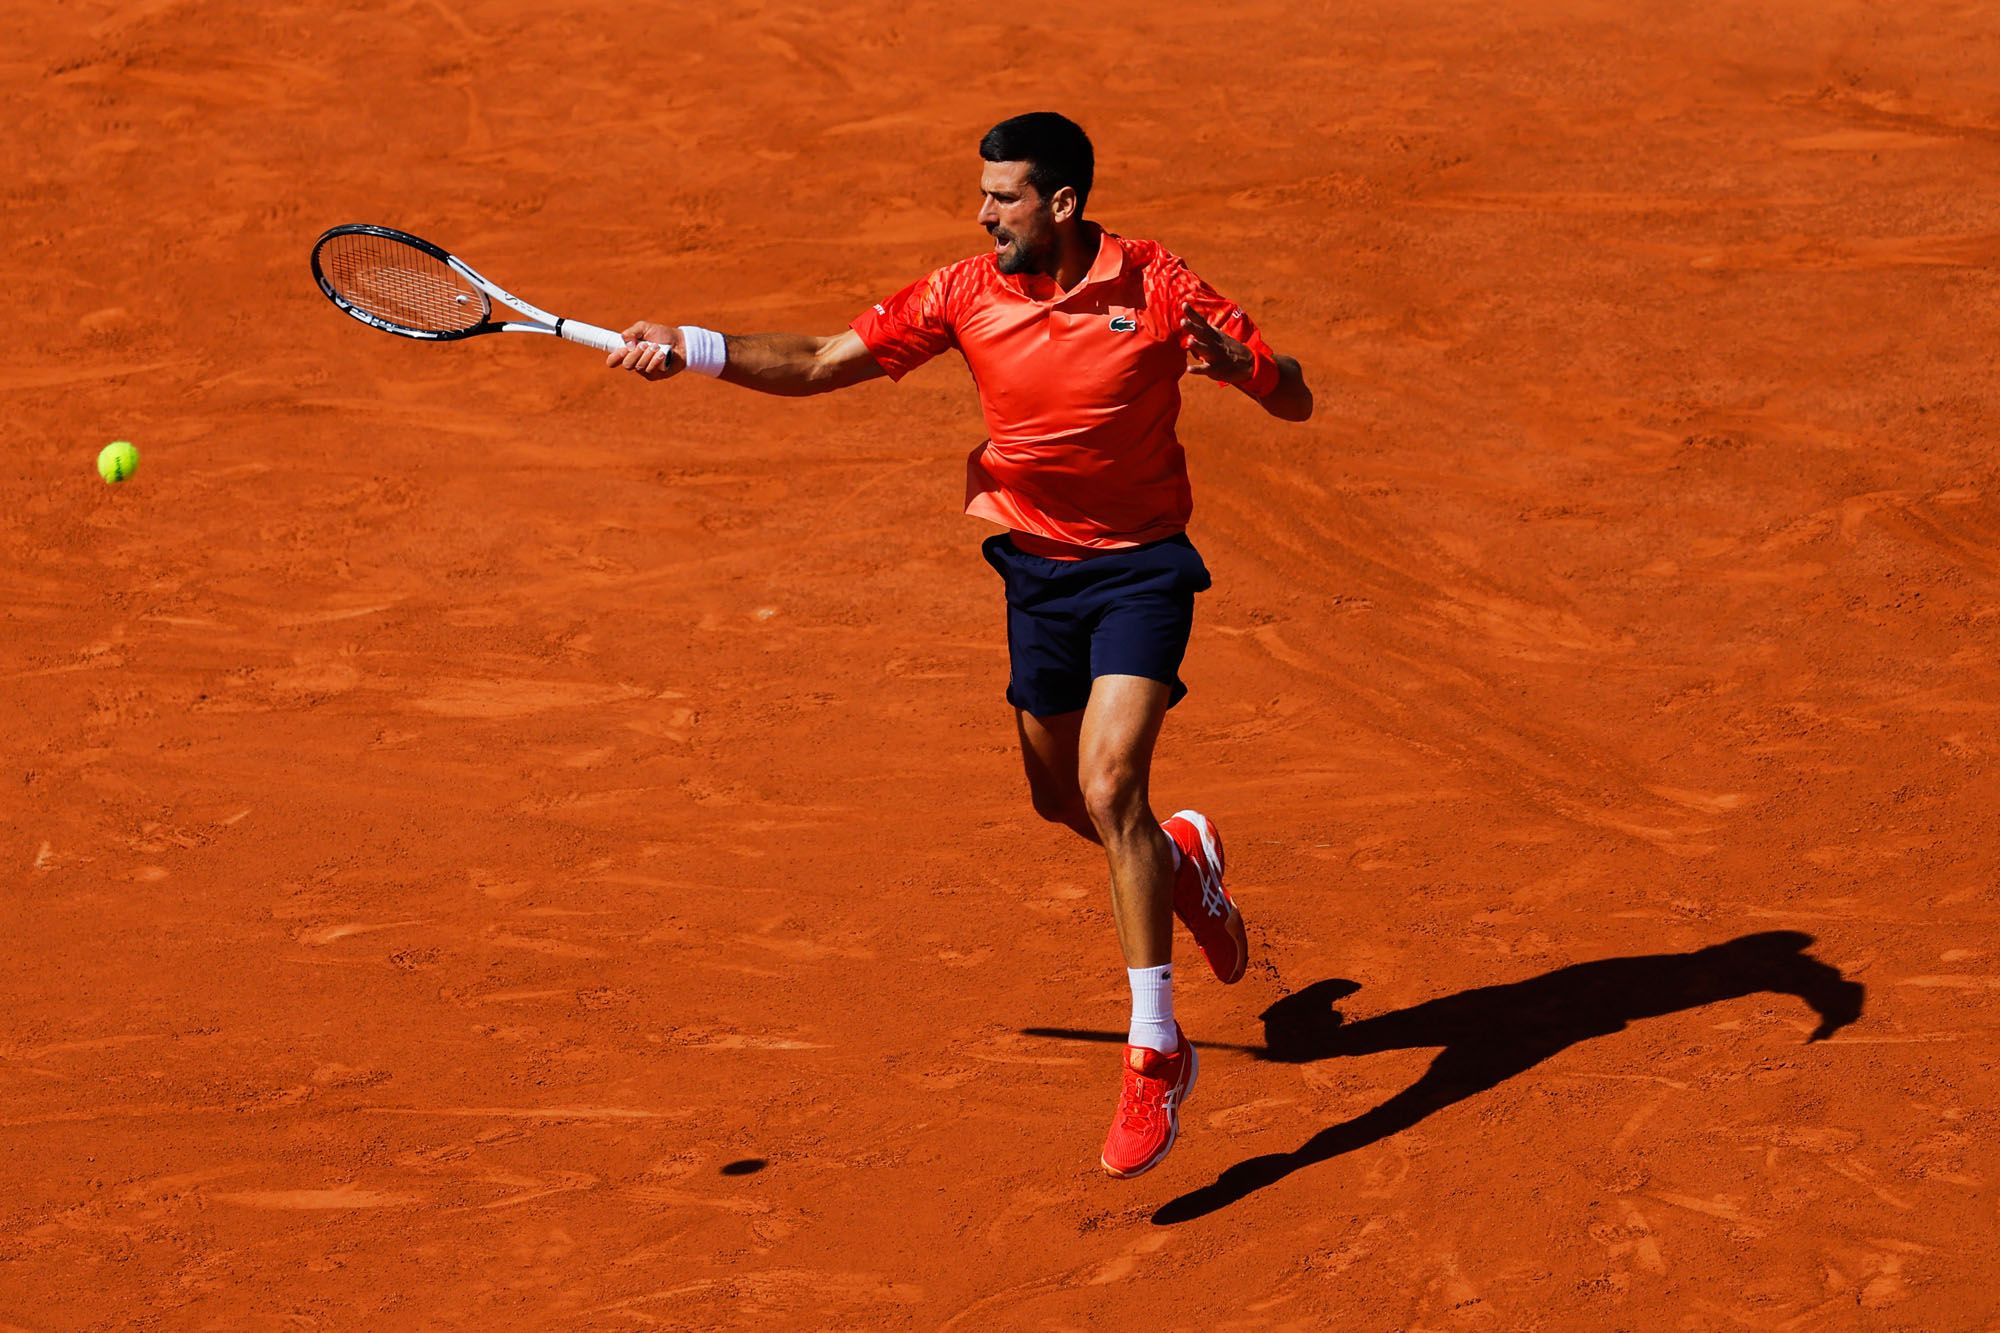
[
  {"x1": 983, "y1": 534, "x2": 1095, "y2": 719},
  {"x1": 1086, "y1": 539, "x2": 1208, "y2": 710},
  {"x1": 1077, "y1": 674, "x2": 1173, "y2": 811}
]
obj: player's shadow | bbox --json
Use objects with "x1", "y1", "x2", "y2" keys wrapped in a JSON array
[{"x1": 1025, "y1": 931, "x2": 1863, "y2": 1225}]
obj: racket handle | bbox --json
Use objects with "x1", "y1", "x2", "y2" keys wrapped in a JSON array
[{"x1": 558, "y1": 319, "x2": 628, "y2": 354}]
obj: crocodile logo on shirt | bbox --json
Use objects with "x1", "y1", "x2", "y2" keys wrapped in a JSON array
[{"x1": 1108, "y1": 314, "x2": 1137, "y2": 332}]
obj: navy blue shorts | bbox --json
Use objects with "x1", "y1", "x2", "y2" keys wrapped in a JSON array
[{"x1": 982, "y1": 532, "x2": 1213, "y2": 718}]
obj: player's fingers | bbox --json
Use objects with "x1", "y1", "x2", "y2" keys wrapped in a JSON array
[
  {"x1": 1185, "y1": 330, "x2": 1229, "y2": 364},
  {"x1": 1181, "y1": 302, "x2": 1215, "y2": 331},
  {"x1": 645, "y1": 342, "x2": 686, "y2": 379},
  {"x1": 622, "y1": 320, "x2": 651, "y2": 343},
  {"x1": 1182, "y1": 312, "x2": 1226, "y2": 343}
]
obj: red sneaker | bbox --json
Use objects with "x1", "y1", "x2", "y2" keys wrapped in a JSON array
[
  {"x1": 1100, "y1": 1027, "x2": 1198, "y2": 1178},
  {"x1": 1163, "y1": 810, "x2": 1247, "y2": 984}
]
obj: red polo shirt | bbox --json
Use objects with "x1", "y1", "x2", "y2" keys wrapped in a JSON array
[{"x1": 850, "y1": 228, "x2": 1278, "y2": 552}]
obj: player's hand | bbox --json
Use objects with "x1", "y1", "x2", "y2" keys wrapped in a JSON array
[
  {"x1": 609, "y1": 321, "x2": 684, "y2": 381},
  {"x1": 1181, "y1": 303, "x2": 1253, "y2": 383}
]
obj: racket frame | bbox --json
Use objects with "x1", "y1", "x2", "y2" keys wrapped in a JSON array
[{"x1": 310, "y1": 223, "x2": 628, "y2": 353}]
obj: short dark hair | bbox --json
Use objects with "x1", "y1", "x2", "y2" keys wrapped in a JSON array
[{"x1": 980, "y1": 112, "x2": 1094, "y2": 212}]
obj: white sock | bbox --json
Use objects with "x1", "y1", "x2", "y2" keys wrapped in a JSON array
[{"x1": 1127, "y1": 963, "x2": 1177, "y2": 1054}]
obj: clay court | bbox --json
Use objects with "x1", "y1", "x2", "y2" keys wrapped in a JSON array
[{"x1": 6, "y1": 0, "x2": 1998, "y2": 1326}]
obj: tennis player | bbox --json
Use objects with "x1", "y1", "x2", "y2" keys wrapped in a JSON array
[{"x1": 609, "y1": 112, "x2": 1313, "y2": 1178}]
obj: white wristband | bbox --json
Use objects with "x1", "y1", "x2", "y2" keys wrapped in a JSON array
[{"x1": 679, "y1": 325, "x2": 726, "y2": 377}]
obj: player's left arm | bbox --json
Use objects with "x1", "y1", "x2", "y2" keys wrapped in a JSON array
[{"x1": 1182, "y1": 303, "x2": 1314, "y2": 422}]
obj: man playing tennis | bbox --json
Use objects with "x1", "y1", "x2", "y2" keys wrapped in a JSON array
[{"x1": 609, "y1": 112, "x2": 1313, "y2": 1178}]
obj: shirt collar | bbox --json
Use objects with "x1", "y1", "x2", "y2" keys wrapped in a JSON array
[
  {"x1": 1068, "y1": 225, "x2": 1125, "y2": 295},
  {"x1": 1004, "y1": 224, "x2": 1125, "y2": 304}
]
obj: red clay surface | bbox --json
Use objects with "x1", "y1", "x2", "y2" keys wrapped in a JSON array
[{"x1": 6, "y1": 2, "x2": 1999, "y2": 1327}]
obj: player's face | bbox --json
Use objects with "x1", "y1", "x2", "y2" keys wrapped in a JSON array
[{"x1": 978, "y1": 160, "x2": 1055, "y2": 276}]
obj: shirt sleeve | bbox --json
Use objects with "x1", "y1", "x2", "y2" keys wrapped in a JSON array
[
  {"x1": 850, "y1": 264, "x2": 959, "y2": 382},
  {"x1": 1154, "y1": 258, "x2": 1283, "y2": 400}
]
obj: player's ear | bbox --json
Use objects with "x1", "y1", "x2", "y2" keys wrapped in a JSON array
[{"x1": 1049, "y1": 185, "x2": 1078, "y2": 224}]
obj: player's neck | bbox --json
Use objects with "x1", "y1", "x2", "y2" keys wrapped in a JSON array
[{"x1": 1048, "y1": 222, "x2": 1102, "y2": 293}]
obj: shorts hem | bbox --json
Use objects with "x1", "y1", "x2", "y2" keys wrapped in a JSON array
[{"x1": 1007, "y1": 668, "x2": 1189, "y2": 718}]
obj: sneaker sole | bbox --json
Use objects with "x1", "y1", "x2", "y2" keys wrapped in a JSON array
[
  {"x1": 1100, "y1": 1040, "x2": 1198, "y2": 1179},
  {"x1": 1170, "y1": 809, "x2": 1248, "y2": 986}
]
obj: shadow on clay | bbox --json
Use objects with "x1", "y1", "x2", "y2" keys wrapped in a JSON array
[{"x1": 1024, "y1": 931, "x2": 1864, "y2": 1225}]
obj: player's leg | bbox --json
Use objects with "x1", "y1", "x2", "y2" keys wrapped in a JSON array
[
  {"x1": 1081, "y1": 673, "x2": 1198, "y2": 1178},
  {"x1": 983, "y1": 534, "x2": 1100, "y2": 842},
  {"x1": 1087, "y1": 537, "x2": 1246, "y2": 985},
  {"x1": 1077, "y1": 673, "x2": 1177, "y2": 971},
  {"x1": 982, "y1": 531, "x2": 1210, "y2": 1176},
  {"x1": 1015, "y1": 707, "x2": 1097, "y2": 842}
]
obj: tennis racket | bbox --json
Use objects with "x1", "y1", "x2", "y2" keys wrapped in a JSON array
[{"x1": 310, "y1": 223, "x2": 634, "y2": 356}]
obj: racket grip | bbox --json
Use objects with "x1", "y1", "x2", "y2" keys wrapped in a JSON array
[{"x1": 558, "y1": 319, "x2": 628, "y2": 354}]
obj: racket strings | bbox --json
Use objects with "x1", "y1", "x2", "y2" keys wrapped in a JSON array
[{"x1": 319, "y1": 233, "x2": 486, "y2": 334}]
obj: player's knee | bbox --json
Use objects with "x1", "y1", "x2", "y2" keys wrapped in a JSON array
[{"x1": 1080, "y1": 765, "x2": 1146, "y2": 835}]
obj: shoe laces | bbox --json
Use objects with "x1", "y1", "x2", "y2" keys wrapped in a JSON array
[{"x1": 1116, "y1": 1055, "x2": 1180, "y2": 1131}]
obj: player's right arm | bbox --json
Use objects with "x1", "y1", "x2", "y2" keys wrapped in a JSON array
[
  {"x1": 613, "y1": 264, "x2": 960, "y2": 394},
  {"x1": 608, "y1": 325, "x2": 886, "y2": 396}
]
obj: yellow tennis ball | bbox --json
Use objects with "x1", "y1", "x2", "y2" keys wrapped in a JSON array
[{"x1": 97, "y1": 440, "x2": 138, "y2": 484}]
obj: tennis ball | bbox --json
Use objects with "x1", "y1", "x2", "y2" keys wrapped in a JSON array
[{"x1": 97, "y1": 440, "x2": 138, "y2": 484}]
